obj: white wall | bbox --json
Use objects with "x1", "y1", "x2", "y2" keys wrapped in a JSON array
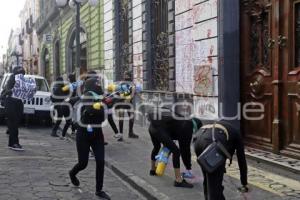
[
  {"x1": 103, "y1": 0, "x2": 114, "y2": 86},
  {"x1": 132, "y1": 0, "x2": 143, "y2": 88},
  {"x1": 175, "y1": 0, "x2": 219, "y2": 119}
]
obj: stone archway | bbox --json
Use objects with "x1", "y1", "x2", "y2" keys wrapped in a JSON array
[{"x1": 66, "y1": 26, "x2": 87, "y2": 74}]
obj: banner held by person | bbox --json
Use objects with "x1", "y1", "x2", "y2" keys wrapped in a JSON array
[{"x1": 12, "y1": 74, "x2": 37, "y2": 100}]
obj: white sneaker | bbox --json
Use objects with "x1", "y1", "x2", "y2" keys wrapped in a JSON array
[
  {"x1": 113, "y1": 133, "x2": 122, "y2": 139},
  {"x1": 60, "y1": 136, "x2": 67, "y2": 140},
  {"x1": 8, "y1": 144, "x2": 24, "y2": 151}
]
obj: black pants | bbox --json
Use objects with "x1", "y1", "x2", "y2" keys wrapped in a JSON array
[
  {"x1": 70, "y1": 128, "x2": 105, "y2": 192},
  {"x1": 5, "y1": 97, "x2": 23, "y2": 146},
  {"x1": 118, "y1": 110, "x2": 134, "y2": 134},
  {"x1": 149, "y1": 124, "x2": 188, "y2": 169},
  {"x1": 201, "y1": 165, "x2": 226, "y2": 200},
  {"x1": 107, "y1": 113, "x2": 118, "y2": 134},
  {"x1": 53, "y1": 105, "x2": 74, "y2": 136}
]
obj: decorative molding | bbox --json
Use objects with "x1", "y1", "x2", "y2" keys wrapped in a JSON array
[
  {"x1": 243, "y1": 0, "x2": 271, "y2": 70},
  {"x1": 120, "y1": 0, "x2": 129, "y2": 22},
  {"x1": 120, "y1": 42, "x2": 130, "y2": 78},
  {"x1": 153, "y1": 32, "x2": 169, "y2": 90},
  {"x1": 242, "y1": 0, "x2": 271, "y2": 18}
]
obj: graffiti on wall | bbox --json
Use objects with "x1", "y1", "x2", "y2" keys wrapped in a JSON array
[
  {"x1": 176, "y1": 28, "x2": 194, "y2": 94},
  {"x1": 175, "y1": 0, "x2": 218, "y2": 97},
  {"x1": 194, "y1": 65, "x2": 213, "y2": 95},
  {"x1": 193, "y1": 96, "x2": 218, "y2": 119}
]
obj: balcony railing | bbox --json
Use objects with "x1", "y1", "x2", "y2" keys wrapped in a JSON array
[{"x1": 35, "y1": 0, "x2": 59, "y2": 34}]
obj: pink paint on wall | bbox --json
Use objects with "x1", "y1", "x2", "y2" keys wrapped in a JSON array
[
  {"x1": 194, "y1": 65, "x2": 213, "y2": 96},
  {"x1": 175, "y1": 0, "x2": 192, "y2": 14}
]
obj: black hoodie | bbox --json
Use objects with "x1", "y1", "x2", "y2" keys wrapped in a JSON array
[
  {"x1": 193, "y1": 120, "x2": 248, "y2": 186},
  {"x1": 78, "y1": 78, "x2": 105, "y2": 128}
]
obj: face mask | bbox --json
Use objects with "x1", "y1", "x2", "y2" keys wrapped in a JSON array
[
  {"x1": 87, "y1": 91, "x2": 103, "y2": 100},
  {"x1": 192, "y1": 118, "x2": 198, "y2": 134}
]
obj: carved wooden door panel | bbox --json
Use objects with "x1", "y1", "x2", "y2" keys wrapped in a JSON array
[
  {"x1": 240, "y1": 0, "x2": 280, "y2": 151},
  {"x1": 280, "y1": 0, "x2": 300, "y2": 158}
]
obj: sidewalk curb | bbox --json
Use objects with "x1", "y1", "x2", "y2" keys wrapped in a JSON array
[
  {"x1": 66, "y1": 134, "x2": 169, "y2": 200},
  {"x1": 245, "y1": 153, "x2": 300, "y2": 175},
  {"x1": 105, "y1": 160, "x2": 170, "y2": 200}
]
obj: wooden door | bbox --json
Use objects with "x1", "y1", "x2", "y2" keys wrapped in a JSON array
[
  {"x1": 240, "y1": 0, "x2": 280, "y2": 152},
  {"x1": 280, "y1": 0, "x2": 300, "y2": 158}
]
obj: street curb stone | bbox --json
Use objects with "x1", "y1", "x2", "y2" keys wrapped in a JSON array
[
  {"x1": 245, "y1": 151, "x2": 300, "y2": 175},
  {"x1": 105, "y1": 160, "x2": 170, "y2": 200}
]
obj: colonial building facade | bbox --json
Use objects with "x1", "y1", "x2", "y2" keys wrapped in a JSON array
[
  {"x1": 19, "y1": 0, "x2": 40, "y2": 75},
  {"x1": 35, "y1": 0, "x2": 104, "y2": 83},
  {"x1": 34, "y1": 0, "x2": 300, "y2": 158},
  {"x1": 106, "y1": 0, "x2": 300, "y2": 158}
]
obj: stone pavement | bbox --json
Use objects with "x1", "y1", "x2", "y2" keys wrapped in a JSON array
[
  {"x1": 0, "y1": 126, "x2": 143, "y2": 200},
  {"x1": 100, "y1": 123, "x2": 300, "y2": 200},
  {"x1": 1, "y1": 124, "x2": 300, "y2": 200}
]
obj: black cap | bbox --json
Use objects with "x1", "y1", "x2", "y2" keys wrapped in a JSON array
[
  {"x1": 68, "y1": 73, "x2": 76, "y2": 83},
  {"x1": 13, "y1": 67, "x2": 25, "y2": 75},
  {"x1": 84, "y1": 78, "x2": 103, "y2": 95}
]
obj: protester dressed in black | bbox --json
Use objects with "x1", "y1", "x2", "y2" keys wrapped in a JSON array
[
  {"x1": 147, "y1": 107, "x2": 202, "y2": 188},
  {"x1": 103, "y1": 93, "x2": 119, "y2": 135},
  {"x1": 69, "y1": 77, "x2": 110, "y2": 200},
  {"x1": 51, "y1": 77, "x2": 70, "y2": 137},
  {"x1": 193, "y1": 120, "x2": 248, "y2": 200},
  {"x1": 114, "y1": 71, "x2": 138, "y2": 141},
  {"x1": 1, "y1": 67, "x2": 26, "y2": 151},
  {"x1": 60, "y1": 73, "x2": 78, "y2": 137}
]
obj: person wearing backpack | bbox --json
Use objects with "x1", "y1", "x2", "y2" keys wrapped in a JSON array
[
  {"x1": 1, "y1": 67, "x2": 26, "y2": 151},
  {"x1": 69, "y1": 77, "x2": 110, "y2": 200},
  {"x1": 193, "y1": 120, "x2": 248, "y2": 200},
  {"x1": 147, "y1": 107, "x2": 203, "y2": 188}
]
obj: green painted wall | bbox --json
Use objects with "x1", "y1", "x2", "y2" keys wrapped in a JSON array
[{"x1": 40, "y1": 2, "x2": 104, "y2": 80}]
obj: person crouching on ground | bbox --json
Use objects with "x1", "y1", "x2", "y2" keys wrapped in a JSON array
[
  {"x1": 193, "y1": 120, "x2": 248, "y2": 200},
  {"x1": 147, "y1": 107, "x2": 203, "y2": 188},
  {"x1": 69, "y1": 77, "x2": 110, "y2": 199}
]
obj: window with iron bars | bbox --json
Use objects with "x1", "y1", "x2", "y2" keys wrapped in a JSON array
[{"x1": 151, "y1": 0, "x2": 169, "y2": 91}]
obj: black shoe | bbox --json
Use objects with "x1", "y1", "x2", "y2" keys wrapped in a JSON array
[
  {"x1": 8, "y1": 144, "x2": 24, "y2": 151},
  {"x1": 95, "y1": 191, "x2": 111, "y2": 200},
  {"x1": 128, "y1": 132, "x2": 139, "y2": 139},
  {"x1": 6, "y1": 130, "x2": 9, "y2": 135},
  {"x1": 174, "y1": 179, "x2": 194, "y2": 188},
  {"x1": 69, "y1": 171, "x2": 80, "y2": 187},
  {"x1": 51, "y1": 131, "x2": 59, "y2": 137},
  {"x1": 104, "y1": 142, "x2": 108, "y2": 146},
  {"x1": 117, "y1": 136, "x2": 123, "y2": 142},
  {"x1": 150, "y1": 170, "x2": 156, "y2": 176}
]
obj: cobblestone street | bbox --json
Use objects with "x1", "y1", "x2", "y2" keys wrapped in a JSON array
[{"x1": 0, "y1": 126, "x2": 142, "y2": 200}]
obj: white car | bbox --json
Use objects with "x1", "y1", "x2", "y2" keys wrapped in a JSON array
[{"x1": 0, "y1": 73, "x2": 52, "y2": 124}]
